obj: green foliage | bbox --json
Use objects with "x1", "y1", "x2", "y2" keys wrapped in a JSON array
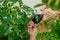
[
  {"x1": 0, "y1": 0, "x2": 35, "y2": 40},
  {"x1": 42, "y1": 0, "x2": 48, "y2": 4},
  {"x1": 34, "y1": 4, "x2": 44, "y2": 8},
  {"x1": 34, "y1": 0, "x2": 60, "y2": 10},
  {"x1": 49, "y1": 0, "x2": 56, "y2": 9},
  {"x1": 36, "y1": 19, "x2": 60, "y2": 40},
  {"x1": 36, "y1": 32, "x2": 59, "y2": 40}
]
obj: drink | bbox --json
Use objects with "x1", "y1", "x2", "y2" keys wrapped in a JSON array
[{"x1": 32, "y1": 14, "x2": 43, "y2": 24}]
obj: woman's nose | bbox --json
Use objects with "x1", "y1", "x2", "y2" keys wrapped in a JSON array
[
  {"x1": 40, "y1": 5, "x2": 47, "y2": 11},
  {"x1": 40, "y1": 8, "x2": 45, "y2": 11}
]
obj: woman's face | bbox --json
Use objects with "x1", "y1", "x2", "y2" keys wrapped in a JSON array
[{"x1": 40, "y1": 5, "x2": 58, "y2": 20}]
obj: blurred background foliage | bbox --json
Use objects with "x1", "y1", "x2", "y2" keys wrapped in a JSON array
[
  {"x1": 0, "y1": 0, "x2": 35, "y2": 40},
  {"x1": 34, "y1": 0, "x2": 60, "y2": 10}
]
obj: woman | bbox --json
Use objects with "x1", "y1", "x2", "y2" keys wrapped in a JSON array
[{"x1": 28, "y1": 5, "x2": 60, "y2": 40}]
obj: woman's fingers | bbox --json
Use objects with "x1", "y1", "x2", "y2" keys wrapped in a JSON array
[
  {"x1": 28, "y1": 21, "x2": 35, "y2": 32},
  {"x1": 28, "y1": 21, "x2": 35, "y2": 27}
]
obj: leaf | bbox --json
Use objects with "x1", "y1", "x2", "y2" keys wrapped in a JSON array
[
  {"x1": 0, "y1": 9, "x2": 5, "y2": 17},
  {"x1": 1, "y1": 22, "x2": 7, "y2": 27},
  {"x1": 22, "y1": 5, "x2": 34, "y2": 13},
  {"x1": 3, "y1": 15, "x2": 11, "y2": 23},
  {"x1": 42, "y1": 0, "x2": 48, "y2": 4},
  {"x1": 14, "y1": 26, "x2": 19, "y2": 33},
  {"x1": 18, "y1": 0, "x2": 23, "y2": 5},
  {"x1": 49, "y1": 0, "x2": 56, "y2": 9},
  {"x1": 34, "y1": 4, "x2": 44, "y2": 7},
  {"x1": 10, "y1": 0, "x2": 18, "y2": 3},
  {"x1": 4, "y1": 27, "x2": 11, "y2": 36},
  {"x1": 7, "y1": 2, "x2": 14, "y2": 8},
  {"x1": 3, "y1": 0, "x2": 9, "y2": 6},
  {"x1": 53, "y1": 0, "x2": 60, "y2": 10},
  {"x1": 56, "y1": 19, "x2": 60, "y2": 27}
]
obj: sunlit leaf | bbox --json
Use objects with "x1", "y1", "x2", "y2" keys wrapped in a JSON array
[
  {"x1": 42, "y1": 0, "x2": 48, "y2": 4},
  {"x1": 34, "y1": 4, "x2": 44, "y2": 8},
  {"x1": 4, "y1": 27, "x2": 11, "y2": 36}
]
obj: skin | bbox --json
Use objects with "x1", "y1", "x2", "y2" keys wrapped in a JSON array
[{"x1": 28, "y1": 21, "x2": 37, "y2": 40}]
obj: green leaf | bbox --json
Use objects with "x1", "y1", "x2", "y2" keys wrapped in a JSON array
[
  {"x1": 53, "y1": 0, "x2": 60, "y2": 10},
  {"x1": 49, "y1": 0, "x2": 56, "y2": 10},
  {"x1": 1, "y1": 22, "x2": 7, "y2": 27},
  {"x1": 3, "y1": 0, "x2": 9, "y2": 6},
  {"x1": 0, "y1": 9, "x2": 5, "y2": 17},
  {"x1": 14, "y1": 26, "x2": 19, "y2": 34},
  {"x1": 7, "y1": 2, "x2": 14, "y2": 8},
  {"x1": 0, "y1": 0, "x2": 3, "y2": 2},
  {"x1": 18, "y1": 0, "x2": 23, "y2": 5},
  {"x1": 34, "y1": 4, "x2": 44, "y2": 7},
  {"x1": 42, "y1": 0, "x2": 48, "y2": 4},
  {"x1": 3, "y1": 15, "x2": 11, "y2": 23},
  {"x1": 22, "y1": 5, "x2": 34, "y2": 13},
  {"x1": 10, "y1": 0, "x2": 18, "y2": 3},
  {"x1": 4, "y1": 27, "x2": 11, "y2": 36}
]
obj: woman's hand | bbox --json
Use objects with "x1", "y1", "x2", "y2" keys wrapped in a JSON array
[{"x1": 28, "y1": 21, "x2": 37, "y2": 40}]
